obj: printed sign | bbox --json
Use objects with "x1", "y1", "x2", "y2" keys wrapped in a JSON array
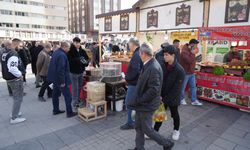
[{"x1": 170, "y1": 31, "x2": 198, "y2": 41}]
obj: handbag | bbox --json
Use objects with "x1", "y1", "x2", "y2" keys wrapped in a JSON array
[{"x1": 153, "y1": 102, "x2": 167, "y2": 122}]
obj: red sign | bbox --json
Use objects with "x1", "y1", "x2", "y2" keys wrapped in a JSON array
[
  {"x1": 196, "y1": 72, "x2": 250, "y2": 96},
  {"x1": 199, "y1": 26, "x2": 250, "y2": 41}
]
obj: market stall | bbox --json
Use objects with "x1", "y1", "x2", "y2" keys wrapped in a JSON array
[
  {"x1": 198, "y1": 25, "x2": 250, "y2": 111},
  {"x1": 96, "y1": 8, "x2": 138, "y2": 73}
]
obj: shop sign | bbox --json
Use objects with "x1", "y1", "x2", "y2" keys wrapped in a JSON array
[
  {"x1": 199, "y1": 26, "x2": 250, "y2": 41},
  {"x1": 196, "y1": 72, "x2": 250, "y2": 96},
  {"x1": 147, "y1": 9, "x2": 158, "y2": 28},
  {"x1": 176, "y1": 4, "x2": 191, "y2": 26},
  {"x1": 170, "y1": 31, "x2": 198, "y2": 41}
]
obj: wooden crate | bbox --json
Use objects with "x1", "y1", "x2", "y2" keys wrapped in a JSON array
[{"x1": 78, "y1": 100, "x2": 107, "y2": 122}]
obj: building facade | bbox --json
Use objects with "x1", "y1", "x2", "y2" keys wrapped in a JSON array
[
  {"x1": 68, "y1": 0, "x2": 121, "y2": 40},
  {"x1": 0, "y1": 0, "x2": 69, "y2": 41}
]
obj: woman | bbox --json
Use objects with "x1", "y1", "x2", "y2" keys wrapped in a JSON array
[{"x1": 154, "y1": 45, "x2": 185, "y2": 141}]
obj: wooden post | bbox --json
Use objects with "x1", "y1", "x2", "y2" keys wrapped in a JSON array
[
  {"x1": 201, "y1": 0, "x2": 210, "y2": 62},
  {"x1": 98, "y1": 34, "x2": 102, "y2": 67}
]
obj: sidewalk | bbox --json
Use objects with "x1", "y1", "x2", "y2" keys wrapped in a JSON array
[{"x1": 0, "y1": 66, "x2": 249, "y2": 150}]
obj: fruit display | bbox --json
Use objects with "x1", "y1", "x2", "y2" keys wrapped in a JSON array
[
  {"x1": 236, "y1": 95, "x2": 249, "y2": 107},
  {"x1": 213, "y1": 66, "x2": 225, "y2": 76},
  {"x1": 243, "y1": 72, "x2": 250, "y2": 81},
  {"x1": 245, "y1": 51, "x2": 250, "y2": 64},
  {"x1": 228, "y1": 60, "x2": 248, "y2": 68}
]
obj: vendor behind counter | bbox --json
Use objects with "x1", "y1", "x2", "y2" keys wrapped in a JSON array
[{"x1": 223, "y1": 46, "x2": 243, "y2": 63}]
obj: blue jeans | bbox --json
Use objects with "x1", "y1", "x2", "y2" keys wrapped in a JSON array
[
  {"x1": 70, "y1": 73, "x2": 83, "y2": 107},
  {"x1": 52, "y1": 84, "x2": 73, "y2": 115},
  {"x1": 180, "y1": 74, "x2": 197, "y2": 102},
  {"x1": 125, "y1": 85, "x2": 136, "y2": 125}
]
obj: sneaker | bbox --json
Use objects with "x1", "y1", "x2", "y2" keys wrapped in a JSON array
[
  {"x1": 67, "y1": 112, "x2": 77, "y2": 118},
  {"x1": 172, "y1": 130, "x2": 180, "y2": 141},
  {"x1": 191, "y1": 100, "x2": 203, "y2": 106},
  {"x1": 10, "y1": 117, "x2": 26, "y2": 124},
  {"x1": 145, "y1": 134, "x2": 150, "y2": 139},
  {"x1": 163, "y1": 141, "x2": 174, "y2": 150},
  {"x1": 38, "y1": 97, "x2": 46, "y2": 102},
  {"x1": 10, "y1": 112, "x2": 22, "y2": 118},
  {"x1": 181, "y1": 99, "x2": 187, "y2": 105},
  {"x1": 120, "y1": 123, "x2": 134, "y2": 130}
]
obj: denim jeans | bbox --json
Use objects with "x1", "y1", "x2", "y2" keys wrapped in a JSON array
[
  {"x1": 180, "y1": 74, "x2": 197, "y2": 102},
  {"x1": 70, "y1": 73, "x2": 83, "y2": 107},
  {"x1": 125, "y1": 85, "x2": 136, "y2": 125},
  {"x1": 38, "y1": 76, "x2": 52, "y2": 97},
  {"x1": 52, "y1": 84, "x2": 73, "y2": 115},
  {"x1": 7, "y1": 79, "x2": 24, "y2": 119}
]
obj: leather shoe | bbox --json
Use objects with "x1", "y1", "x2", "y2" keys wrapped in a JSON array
[
  {"x1": 53, "y1": 110, "x2": 65, "y2": 115},
  {"x1": 163, "y1": 141, "x2": 174, "y2": 150},
  {"x1": 67, "y1": 112, "x2": 77, "y2": 118}
]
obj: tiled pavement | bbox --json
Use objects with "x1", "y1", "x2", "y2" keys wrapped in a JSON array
[{"x1": 0, "y1": 66, "x2": 250, "y2": 150}]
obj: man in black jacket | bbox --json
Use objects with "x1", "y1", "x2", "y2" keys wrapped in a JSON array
[
  {"x1": 120, "y1": 38, "x2": 143, "y2": 130},
  {"x1": 154, "y1": 45, "x2": 185, "y2": 141},
  {"x1": 68, "y1": 37, "x2": 89, "y2": 108},
  {"x1": 173, "y1": 39, "x2": 180, "y2": 62},
  {"x1": 128, "y1": 43, "x2": 174, "y2": 150}
]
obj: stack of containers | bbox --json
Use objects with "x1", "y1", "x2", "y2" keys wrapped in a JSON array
[
  {"x1": 86, "y1": 81, "x2": 105, "y2": 102},
  {"x1": 100, "y1": 62, "x2": 122, "y2": 82}
]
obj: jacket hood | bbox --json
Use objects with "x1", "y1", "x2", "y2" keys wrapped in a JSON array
[{"x1": 182, "y1": 44, "x2": 191, "y2": 52}]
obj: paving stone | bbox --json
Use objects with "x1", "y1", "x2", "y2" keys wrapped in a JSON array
[
  {"x1": 221, "y1": 132, "x2": 250, "y2": 149},
  {"x1": 206, "y1": 144, "x2": 226, "y2": 150},
  {"x1": 234, "y1": 145, "x2": 250, "y2": 150},
  {"x1": 37, "y1": 133, "x2": 66, "y2": 150},
  {"x1": 244, "y1": 133, "x2": 250, "y2": 140},
  {"x1": 4, "y1": 139, "x2": 43, "y2": 150},
  {"x1": 55, "y1": 128, "x2": 82, "y2": 146},
  {"x1": 213, "y1": 138, "x2": 237, "y2": 150}
]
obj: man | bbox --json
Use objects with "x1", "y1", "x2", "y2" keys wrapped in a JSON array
[
  {"x1": 180, "y1": 39, "x2": 202, "y2": 106},
  {"x1": 1, "y1": 38, "x2": 26, "y2": 124},
  {"x1": 120, "y1": 38, "x2": 143, "y2": 130},
  {"x1": 37, "y1": 43, "x2": 53, "y2": 102},
  {"x1": 17, "y1": 42, "x2": 30, "y2": 83},
  {"x1": 47, "y1": 41, "x2": 77, "y2": 118},
  {"x1": 128, "y1": 43, "x2": 174, "y2": 150},
  {"x1": 223, "y1": 46, "x2": 242, "y2": 63},
  {"x1": 153, "y1": 45, "x2": 185, "y2": 141},
  {"x1": 155, "y1": 42, "x2": 170, "y2": 64},
  {"x1": 30, "y1": 41, "x2": 43, "y2": 88},
  {"x1": 67, "y1": 37, "x2": 89, "y2": 108},
  {"x1": 173, "y1": 39, "x2": 180, "y2": 62}
]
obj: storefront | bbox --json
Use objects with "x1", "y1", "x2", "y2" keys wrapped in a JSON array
[
  {"x1": 96, "y1": 8, "x2": 138, "y2": 73},
  {"x1": 197, "y1": 26, "x2": 250, "y2": 111},
  {"x1": 134, "y1": 0, "x2": 204, "y2": 50}
]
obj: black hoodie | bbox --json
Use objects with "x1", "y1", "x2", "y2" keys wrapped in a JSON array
[{"x1": 67, "y1": 44, "x2": 89, "y2": 74}]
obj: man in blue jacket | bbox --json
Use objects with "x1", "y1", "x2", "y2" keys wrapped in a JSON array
[
  {"x1": 120, "y1": 38, "x2": 143, "y2": 130},
  {"x1": 47, "y1": 41, "x2": 77, "y2": 118}
]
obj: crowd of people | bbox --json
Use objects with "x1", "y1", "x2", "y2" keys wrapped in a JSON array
[{"x1": 0, "y1": 36, "x2": 204, "y2": 150}]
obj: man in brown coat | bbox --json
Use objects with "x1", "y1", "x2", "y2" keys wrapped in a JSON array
[
  {"x1": 179, "y1": 39, "x2": 202, "y2": 106},
  {"x1": 37, "y1": 43, "x2": 53, "y2": 102}
]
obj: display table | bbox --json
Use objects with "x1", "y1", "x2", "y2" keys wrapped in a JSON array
[{"x1": 196, "y1": 72, "x2": 250, "y2": 111}]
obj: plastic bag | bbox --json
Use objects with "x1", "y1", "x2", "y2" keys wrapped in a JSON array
[{"x1": 153, "y1": 102, "x2": 167, "y2": 122}]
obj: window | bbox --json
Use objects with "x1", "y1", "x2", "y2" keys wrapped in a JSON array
[
  {"x1": 14, "y1": 0, "x2": 27, "y2": 4},
  {"x1": 0, "y1": 9, "x2": 12, "y2": 15},
  {"x1": 45, "y1": 4, "x2": 54, "y2": 9},
  {"x1": 16, "y1": 23, "x2": 29, "y2": 28},
  {"x1": 105, "y1": 0, "x2": 110, "y2": 12},
  {"x1": 29, "y1": 1, "x2": 43, "y2": 6},
  {"x1": 31, "y1": 13, "x2": 46, "y2": 19},
  {"x1": 0, "y1": 22, "x2": 13, "y2": 27},
  {"x1": 56, "y1": 26, "x2": 66, "y2": 30},
  {"x1": 0, "y1": 0, "x2": 12, "y2": 2},
  {"x1": 15, "y1": 11, "x2": 28, "y2": 16}
]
